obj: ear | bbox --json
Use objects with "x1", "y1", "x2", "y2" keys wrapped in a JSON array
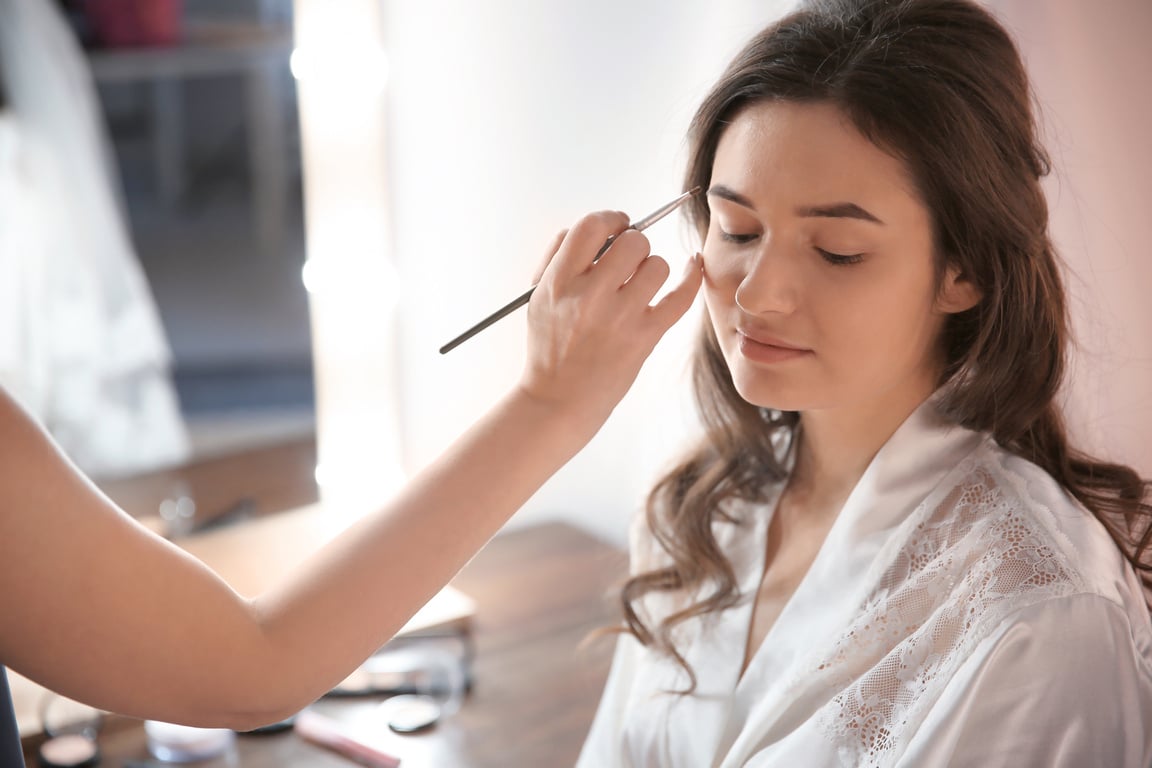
[{"x1": 936, "y1": 266, "x2": 982, "y2": 314}]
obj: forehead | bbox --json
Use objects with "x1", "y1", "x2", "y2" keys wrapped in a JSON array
[{"x1": 712, "y1": 100, "x2": 922, "y2": 208}]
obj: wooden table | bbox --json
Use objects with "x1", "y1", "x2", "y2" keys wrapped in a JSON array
[
  {"x1": 94, "y1": 434, "x2": 321, "y2": 531},
  {"x1": 24, "y1": 522, "x2": 627, "y2": 767}
]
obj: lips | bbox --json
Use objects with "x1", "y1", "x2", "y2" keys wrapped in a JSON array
[
  {"x1": 736, "y1": 327, "x2": 811, "y2": 352},
  {"x1": 736, "y1": 327, "x2": 813, "y2": 364}
]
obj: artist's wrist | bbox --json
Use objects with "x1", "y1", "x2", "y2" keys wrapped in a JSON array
[{"x1": 506, "y1": 381, "x2": 614, "y2": 449}]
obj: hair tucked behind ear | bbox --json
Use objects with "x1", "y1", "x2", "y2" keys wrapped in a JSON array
[{"x1": 610, "y1": 0, "x2": 1151, "y2": 694}]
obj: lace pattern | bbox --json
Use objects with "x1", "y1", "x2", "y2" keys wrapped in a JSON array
[{"x1": 814, "y1": 454, "x2": 1080, "y2": 766}]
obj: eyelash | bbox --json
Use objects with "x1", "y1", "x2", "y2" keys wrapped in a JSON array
[
  {"x1": 719, "y1": 232, "x2": 758, "y2": 245},
  {"x1": 816, "y1": 248, "x2": 864, "y2": 266},
  {"x1": 718, "y1": 232, "x2": 864, "y2": 266}
]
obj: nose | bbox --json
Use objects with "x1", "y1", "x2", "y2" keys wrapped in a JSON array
[{"x1": 733, "y1": 241, "x2": 799, "y2": 316}]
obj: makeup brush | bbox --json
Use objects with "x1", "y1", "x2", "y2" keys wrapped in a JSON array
[{"x1": 439, "y1": 186, "x2": 701, "y2": 354}]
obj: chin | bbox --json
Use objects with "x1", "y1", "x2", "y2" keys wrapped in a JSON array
[{"x1": 730, "y1": 376, "x2": 824, "y2": 413}]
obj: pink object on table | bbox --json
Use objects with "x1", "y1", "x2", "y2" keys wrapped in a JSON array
[
  {"x1": 294, "y1": 710, "x2": 402, "y2": 768},
  {"x1": 84, "y1": 0, "x2": 183, "y2": 47}
]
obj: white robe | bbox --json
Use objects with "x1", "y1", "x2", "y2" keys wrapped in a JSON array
[{"x1": 578, "y1": 398, "x2": 1152, "y2": 767}]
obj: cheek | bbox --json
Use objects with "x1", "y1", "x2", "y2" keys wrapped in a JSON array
[
  {"x1": 700, "y1": 242, "x2": 744, "y2": 309},
  {"x1": 817, "y1": 270, "x2": 941, "y2": 371},
  {"x1": 699, "y1": 253, "x2": 743, "y2": 360},
  {"x1": 702, "y1": 283, "x2": 733, "y2": 350},
  {"x1": 700, "y1": 237, "x2": 745, "y2": 284}
]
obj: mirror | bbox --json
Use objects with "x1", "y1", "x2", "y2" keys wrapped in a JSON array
[
  {"x1": 83, "y1": 0, "x2": 314, "y2": 464},
  {"x1": 0, "y1": 0, "x2": 316, "y2": 526}
]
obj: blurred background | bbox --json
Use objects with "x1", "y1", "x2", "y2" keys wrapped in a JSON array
[
  {"x1": 0, "y1": 0, "x2": 1147, "y2": 548},
  {"x1": 64, "y1": 0, "x2": 306, "y2": 458}
]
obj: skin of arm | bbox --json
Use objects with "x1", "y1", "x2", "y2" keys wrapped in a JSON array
[{"x1": 0, "y1": 211, "x2": 702, "y2": 730}]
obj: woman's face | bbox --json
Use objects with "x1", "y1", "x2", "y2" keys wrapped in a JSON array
[{"x1": 702, "y1": 100, "x2": 971, "y2": 413}]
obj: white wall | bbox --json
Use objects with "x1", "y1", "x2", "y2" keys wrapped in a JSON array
[{"x1": 379, "y1": 2, "x2": 795, "y2": 547}]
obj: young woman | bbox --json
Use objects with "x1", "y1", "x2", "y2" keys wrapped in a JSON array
[
  {"x1": 0, "y1": 212, "x2": 702, "y2": 764},
  {"x1": 578, "y1": 1, "x2": 1152, "y2": 766}
]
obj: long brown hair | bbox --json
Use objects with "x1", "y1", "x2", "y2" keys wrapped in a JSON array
[{"x1": 618, "y1": 0, "x2": 1152, "y2": 692}]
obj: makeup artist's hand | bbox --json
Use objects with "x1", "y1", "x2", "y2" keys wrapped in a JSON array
[{"x1": 520, "y1": 210, "x2": 702, "y2": 428}]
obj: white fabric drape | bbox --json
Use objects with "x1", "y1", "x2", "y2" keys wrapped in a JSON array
[
  {"x1": 578, "y1": 397, "x2": 1152, "y2": 767},
  {"x1": 0, "y1": 0, "x2": 187, "y2": 476}
]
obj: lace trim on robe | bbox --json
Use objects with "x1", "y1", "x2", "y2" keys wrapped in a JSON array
[{"x1": 813, "y1": 456, "x2": 1081, "y2": 766}]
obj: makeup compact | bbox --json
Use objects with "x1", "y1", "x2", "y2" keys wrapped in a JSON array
[
  {"x1": 143, "y1": 720, "x2": 235, "y2": 762},
  {"x1": 379, "y1": 694, "x2": 441, "y2": 734},
  {"x1": 37, "y1": 733, "x2": 99, "y2": 768},
  {"x1": 37, "y1": 693, "x2": 103, "y2": 768}
]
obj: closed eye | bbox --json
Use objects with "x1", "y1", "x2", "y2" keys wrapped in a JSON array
[
  {"x1": 817, "y1": 248, "x2": 864, "y2": 266},
  {"x1": 720, "y1": 231, "x2": 759, "y2": 244},
  {"x1": 719, "y1": 231, "x2": 864, "y2": 265}
]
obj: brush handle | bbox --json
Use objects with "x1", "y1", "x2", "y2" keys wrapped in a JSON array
[
  {"x1": 438, "y1": 235, "x2": 618, "y2": 354},
  {"x1": 439, "y1": 287, "x2": 534, "y2": 354},
  {"x1": 439, "y1": 187, "x2": 698, "y2": 354}
]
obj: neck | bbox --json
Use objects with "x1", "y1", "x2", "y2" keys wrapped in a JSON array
[{"x1": 789, "y1": 375, "x2": 939, "y2": 507}]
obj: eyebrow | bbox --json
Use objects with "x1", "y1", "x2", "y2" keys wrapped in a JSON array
[{"x1": 707, "y1": 184, "x2": 885, "y2": 225}]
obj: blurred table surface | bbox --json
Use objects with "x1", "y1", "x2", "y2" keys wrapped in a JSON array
[
  {"x1": 21, "y1": 519, "x2": 627, "y2": 767},
  {"x1": 94, "y1": 434, "x2": 323, "y2": 532}
]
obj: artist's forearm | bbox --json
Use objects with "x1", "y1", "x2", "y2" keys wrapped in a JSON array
[
  {"x1": 0, "y1": 386, "x2": 603, "y2": 730},
  {"x1": 237, "y1": 388, "x2": 604, "y2": 720}
]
